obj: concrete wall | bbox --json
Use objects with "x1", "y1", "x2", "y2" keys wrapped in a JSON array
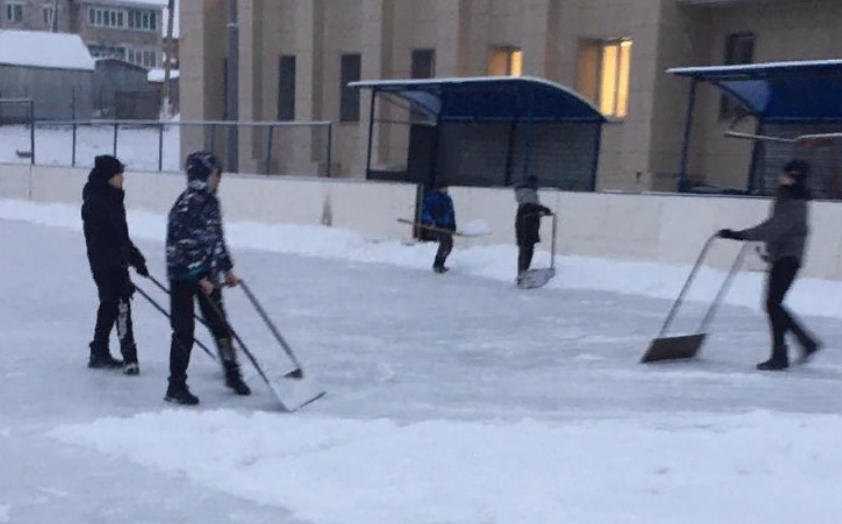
[{"x1": 5, "y1": 164, "x2": 842, "y2": 281}]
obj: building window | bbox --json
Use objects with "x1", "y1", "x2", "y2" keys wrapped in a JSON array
[
  {"x1": 720, "y1": 33, "x2": 754, "y2": 120},
  {"x1": 340, "y1": 53, "x2": 362, "y2": 123},
  {"x1": 88, "y1": 44, "x2": 126, "y2": 60},
  {"x1": 277, "y1": 55, "x2": 296, "y2": 121},
  {"x1": 43, "y1": 4, "x2": 56, "y2": 28},
  {"x1": 6, "y1": 2, "x2": 23, "y2": 22},
  {"x1": 487, "y1": 46, "x2": 522, "y2": 76},
  {"x1": 88, "y1": 7, "x2": 124, "y2": 28},
  {"x1": 411, "y1": 49, "x2": 435, "y2": 79},
  {"x1": 576, "y1": 38, "x2": 632, "y2": 119},
  {"x1": 128, "y1": 9, "x2": 157, "y2": 31},
  {"x1": 126, "y1": 47, "x2": 158, "y2": 68}
]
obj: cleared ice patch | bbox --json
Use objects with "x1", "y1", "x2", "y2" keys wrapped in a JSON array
[
  {"x1": 48, "y1": 409, "x2": 842, "y2": 524},
  {"x1": 0, "y1": 504, "x2": 8, "y2": 523}
]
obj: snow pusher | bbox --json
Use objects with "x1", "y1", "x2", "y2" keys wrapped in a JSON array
[{"x1": 640, "y1": 234, "x2": 751, "y2": 363}]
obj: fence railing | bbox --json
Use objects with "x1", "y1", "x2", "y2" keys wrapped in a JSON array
[{"x1": 0, "y1": 108, "x2": 333, "y2": 178}]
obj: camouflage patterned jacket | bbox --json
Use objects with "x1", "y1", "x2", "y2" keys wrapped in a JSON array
[{"x1": 166, "y1": 180, "x2": 234, "y2": 282}]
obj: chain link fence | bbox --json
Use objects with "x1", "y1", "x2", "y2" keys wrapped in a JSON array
[{"x1": 0, "y1": 104, "x2": 332, "y2": 177}]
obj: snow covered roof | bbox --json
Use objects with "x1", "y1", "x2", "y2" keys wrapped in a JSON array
[
  {"x1": 0, "y1": 30, "x2": 95, "y2": 71},
  {"x1": 147, "y1": 68, "x2": 180, "y2": 82}
]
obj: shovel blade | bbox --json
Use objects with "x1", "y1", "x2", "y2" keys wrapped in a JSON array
[{"x1": 640, "y1": 333, "x2": 707, "y2": 364}]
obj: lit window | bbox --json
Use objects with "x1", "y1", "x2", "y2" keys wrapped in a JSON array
[
  {"x1": 487, "y1": 47, "x2": 523, "y2": 77},
  {"x1": 576, "y1": 38, "x2": 633, "y2": 118}
]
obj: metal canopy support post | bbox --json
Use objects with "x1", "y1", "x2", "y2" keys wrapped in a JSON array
[
  {"x1": 677, "y1": 77, "x2": 698, "y2": 192},
  {"x1": 589, "y1": 123, "x2": 602, "y2": 191},
  {"x1": 365, "y1": 89, "x2": 377, "y2": 179},
  {"x1": 29, "y1": 101, "x2": 35, "y2": 165},
  {"x1": 226, "y1": 0, "x2": 239, "y2": 173}
]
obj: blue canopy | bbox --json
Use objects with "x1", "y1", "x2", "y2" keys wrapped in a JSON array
[
  {"x1": 348, "y1": 76, "x2": 606, "y2": 123},
  {"x1": 668, "y1": 59, "x2": 842, "y2": 123}
]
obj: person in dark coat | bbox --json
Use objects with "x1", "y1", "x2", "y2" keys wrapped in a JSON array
[
  {"x1": 717, "y1": 159, "x2": 822, "y2": 370},
  {"x1": 164, "y1": 151, "x2": 250, "y2": 405},
  {"x1": 421, "y1": 180, "x2": 456, "y2": 273},
  {"x1": 81, "y1": 155, "x2": 148, "y2": 374},
  {"x1": 515, "y1": 175, "x2": 553, "y2": 283}
]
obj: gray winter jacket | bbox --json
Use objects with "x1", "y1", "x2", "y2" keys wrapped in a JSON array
[{"x1": 737, "y1": 187, "x2": 809, "y2": 263}]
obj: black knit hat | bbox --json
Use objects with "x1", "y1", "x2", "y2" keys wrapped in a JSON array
[
  {"x1": 783, "y1": 159, "x2": 810, "y2": 184},
  {"x1": 89, "y1": 155, "x2": 124, "y2": 183}
]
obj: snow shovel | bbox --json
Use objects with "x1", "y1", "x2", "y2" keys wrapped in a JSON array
[
  {"x1": 397, "y1": 218, "x2": 488, "y2": 238},
  {"x1": 639, "y1": 235, "x2": 750, "y2": 363},
  {"x1": 239, "y1": 280, "x2": 305, "y2": 380},
  {"x1": 517, "y1": 213, "x2": 557, "y2": 290}
]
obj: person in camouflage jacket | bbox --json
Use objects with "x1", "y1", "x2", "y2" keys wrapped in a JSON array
[{"x1": 164, "y1": 151, "x2": 250, "y2": 405}]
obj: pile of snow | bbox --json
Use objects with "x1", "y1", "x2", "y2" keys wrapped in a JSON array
[
  {"x1": 460, "y1": 218, "x2": 490, "y2": 236},
  {"x1": 3, "y1": 198, "x2": 842, "y2": 319},
  {"x1": 48, "y1": 409, "x2": 842, "y2": 524},
  {"x1": 147, "y1": 68, "x2": 180, "y2": 83}
]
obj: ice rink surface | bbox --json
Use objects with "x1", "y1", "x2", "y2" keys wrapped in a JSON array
[{"x1": 4, "y1": 206, "x2": 842, "y2": 524}]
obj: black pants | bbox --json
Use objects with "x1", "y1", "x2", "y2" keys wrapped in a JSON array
[
  {"x1": 91, "y1": 268, "x2": 137, "y2": 362},
  {"x1": 433, "y1": 232, "x2": 453, "y2": 268},
  {"x1": 168, "y1": 279, "x2": 231, "y2": 387},
  {"x1": 518, "y1": 243, "x2": 535, "y2": 274},
  {"x1": 765, "y1": 257, "x2": 814, "y2": 360}
]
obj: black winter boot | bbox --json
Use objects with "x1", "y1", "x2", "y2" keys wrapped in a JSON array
[
  {"x1": 757, "y1": 345, "x2": 789, "y2": 371},
  {"x1": 164, "y1": 381, "x2": 199, "y2": 405},
  {"x1": 224, "y1": 362, "x2": 252, "y2": 396},
  {"x1": 121, "y1": 343, "x2": 140, "y2": 375},
  {"x1": 216, "y1": 338, "x2": 251, "y2": 396},
  {"x1": 88, "y1": 343, "x2": 123, "y2": 369}
]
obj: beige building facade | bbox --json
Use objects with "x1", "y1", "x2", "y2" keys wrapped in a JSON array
[{"x1": 179, "y1": 0, "x2": 842, "y2": 192}]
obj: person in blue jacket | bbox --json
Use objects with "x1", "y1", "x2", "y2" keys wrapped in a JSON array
[{"x1": 421, "y1": 180, "x2": 456, "y2": 273}]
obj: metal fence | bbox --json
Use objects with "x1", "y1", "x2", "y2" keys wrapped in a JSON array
[{"x1": 0, "y1": 104, "x2": 333, "y2": 177}]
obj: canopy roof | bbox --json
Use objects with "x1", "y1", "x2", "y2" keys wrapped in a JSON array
[
  {"x1": 349, "y1": 75, "x2": 606, "y2": 123},
  {"x1": 668, "y1": 59, "x2": 842, "y2": 122}
]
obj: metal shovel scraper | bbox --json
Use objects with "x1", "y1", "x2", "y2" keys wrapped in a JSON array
[{"x1": 640, "y1": 235, "x2": 750, "y2": 364}]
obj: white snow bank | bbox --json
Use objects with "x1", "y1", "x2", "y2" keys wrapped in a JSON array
[
  {"x1": 2, "y1": 198, "x2": 840, "y2": 319},
  {"x1": 0, "y1": 30, "x2": 94, "y2": 71},
  {"x1": 48, "y1": 409, "x2": 842, "y2": 524},
  {"x1": 147, "y1": 68, "x2": 180, "y2": 82}
]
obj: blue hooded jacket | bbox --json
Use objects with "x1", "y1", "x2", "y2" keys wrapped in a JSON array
[{"x1": 421, "y1": 190, "x2": 456, "y2": 231}]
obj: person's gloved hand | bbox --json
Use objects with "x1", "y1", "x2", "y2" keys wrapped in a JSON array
[
  {"x1": 134, "y1": 260, "x2": 150, "y2": 277},
  {"x1": 716, "y1": 228, "x2": 744, "y2": 240}
]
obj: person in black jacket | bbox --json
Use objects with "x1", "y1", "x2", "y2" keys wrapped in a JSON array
[
  {"x1": 717, "y1": 159, "x2": 822, "y2": 370},
  {"x1": 81, "y1": 155, "x2": 148, "y2": 375},
  {"x1": 515, "y1": 175, "x2": 553, "y2": 284},
  {"x1": 164, "y1": 151, "x2": 250, "y2": 405}
]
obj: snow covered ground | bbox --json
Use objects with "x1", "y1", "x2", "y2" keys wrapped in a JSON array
[
  {"x1": 3, "y1": 198, "x2": 842, "y2": 524},
  {"x1": 0, "y1": 123, "x2": 181, "y2": 172}
]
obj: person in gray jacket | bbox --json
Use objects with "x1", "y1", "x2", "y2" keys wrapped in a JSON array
[{"x1": 717, "y1": 159, "x2": 822, "y2": 370}]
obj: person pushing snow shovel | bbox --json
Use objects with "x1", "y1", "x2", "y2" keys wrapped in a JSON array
[
  {"x1": 515, "y1": 175, "x2": 553, "y2": 286},
  {"x1": 716, "y1": 159, "x2": 822, "y2": 371},
  {"x1": 164, "y1": 151, "x2": 251, "y2": 405}
]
